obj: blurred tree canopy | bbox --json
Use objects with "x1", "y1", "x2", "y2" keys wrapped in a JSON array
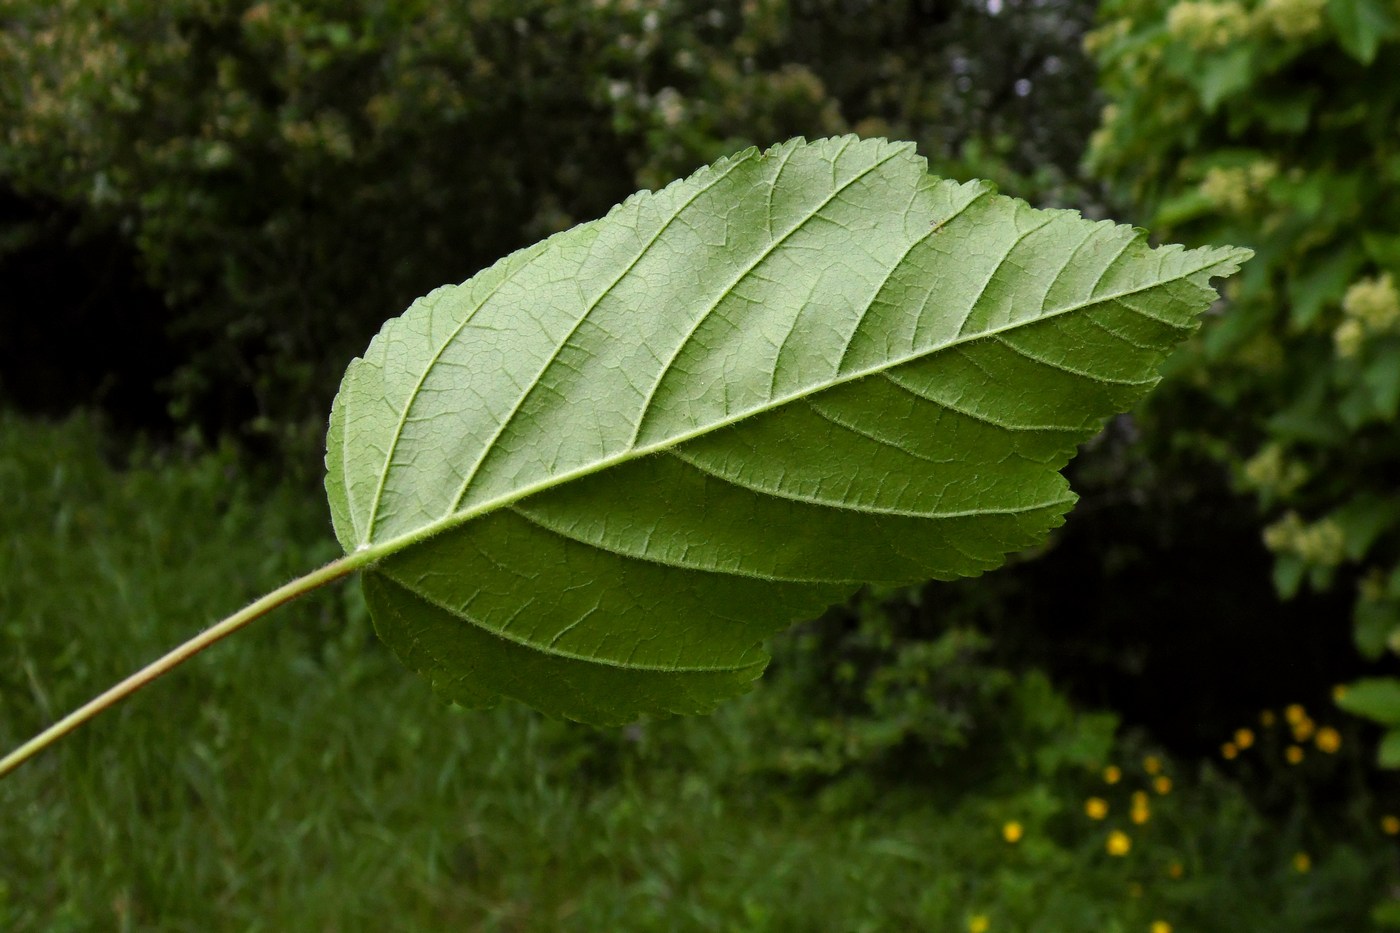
[{"x1": 0, "y1": 0, "x2": 1097, "y2": 447}]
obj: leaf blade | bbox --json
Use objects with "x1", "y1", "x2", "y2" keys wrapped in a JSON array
[{"x1": 327, "y1": 136, "x2": 1249, "y2": 723}]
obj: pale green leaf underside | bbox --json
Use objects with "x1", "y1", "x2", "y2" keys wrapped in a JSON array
[{"x1": 325, "y1": 136, "x2": 1249, "y2": 725}]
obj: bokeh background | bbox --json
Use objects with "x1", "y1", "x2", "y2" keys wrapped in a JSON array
[{"x1": 2, "y1": 0, "x2": 1399, "y2": 929}]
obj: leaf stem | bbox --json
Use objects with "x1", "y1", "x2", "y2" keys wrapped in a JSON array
[{"x1": 0, "y1": 551, "x2": 374, "y2": 779}]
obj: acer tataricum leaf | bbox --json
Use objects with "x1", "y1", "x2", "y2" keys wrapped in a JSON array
[{"x1": 325, "y1": 136, "x2": 1249, "y2": 726}]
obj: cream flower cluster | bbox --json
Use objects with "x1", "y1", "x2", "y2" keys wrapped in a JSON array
[
  {"x1": 1255, "y1": 0, "x2": 1328, "y2": 38},
  {"x1": 1262, "y1": 512, "x2": 1346, "y2": 566},
  {"x1": 1242, "y1": 442, "x2": 1309, "y2": 498},
  {"x1": 1165, "y1": 0, "x2": 1330, "y2": 47},
  {"x1": 1334, "y1": 273, "x2": 1400, "y2": 358},
  {"x1": 1198, "y1": 160, "x2": 1277, "y2": 214},
  {"x1": 1166, "y1": 1, "x2": 1251, "y2": 47}
]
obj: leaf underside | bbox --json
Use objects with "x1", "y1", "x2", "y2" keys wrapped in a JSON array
[{"x1": 325, "y1": 136, "x2": 1249, "y2": 725}]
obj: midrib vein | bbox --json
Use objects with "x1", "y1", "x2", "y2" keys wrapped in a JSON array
[{"x1": 356, "y1": 250, "x2": 1237, "y2": 562}]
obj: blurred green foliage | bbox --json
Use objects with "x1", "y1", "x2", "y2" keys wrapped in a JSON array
[
  {"x1": 1086, "y1": 0, "x2": 1400, "y2": 759},
  {"x1": 0, "y1": 0, "x2": 1096, "y2": 448},
  {"x1": 2, "y1": 412, "x2": 1395, "y2": 930},
  {"x1": 8, "y1": 0, "x2": 1400, "y2": 921}
]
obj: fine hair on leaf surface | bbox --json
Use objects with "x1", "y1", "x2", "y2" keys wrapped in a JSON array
[{"x1": 0, "y1": 135, "x2": 1249, "y2": 776}]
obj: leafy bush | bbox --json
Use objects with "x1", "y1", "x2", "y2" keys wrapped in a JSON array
[{"x1": 1086, "y1": 0, "x2": 1400, "y2": 756}]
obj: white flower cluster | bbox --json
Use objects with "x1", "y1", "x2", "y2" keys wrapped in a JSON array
[
  {"x1": 1166, "y1": 1, "x2": 1250, "y2": 47},
  {"x1": 1334, "y1": 273, "x2": 1400, "y2": 358},
  {"x1": 1255, "y1": 0, "x2": 1327, "y2": 38},
  {"x1": 1241, "y1": 442, "x2": 1309, "y2": 498},
  {"x1": 1165, "y1": 0, "x2": 1329, "y2": 47},
  {"x1": 1263, "y1": 512, "x2": 1346, "y2": 565},
  {"x1": 1198, "y1": 160, "x2": 1277, "y2": 214}
]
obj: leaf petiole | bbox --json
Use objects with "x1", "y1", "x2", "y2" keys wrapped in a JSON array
[{"x1": 0, "y1": 550, "x2": 376, "y2": 779}]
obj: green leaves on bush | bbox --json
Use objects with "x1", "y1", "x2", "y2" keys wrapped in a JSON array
[
  {"x1": 326, "y1": 136, "x2": 1247, "y2": 724},
  {"x1": 1087, "y1": 0, "x2": 1400, "y2": 759},
  {"x1": 1337, "y1": 679, "x2": 1400, "y2": 766}
]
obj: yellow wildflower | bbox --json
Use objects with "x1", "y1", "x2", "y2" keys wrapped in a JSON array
[
  {"x1": 1104, "y1": 765, "x2": 1123, "y2": 785},
  {"x1": 1235, "y1": 728, "x2": 1256, "y2": 749},
  {"x1": 1003, "y1": 821, "x2": 1023, "y2": 844},
  {"x1": 1144, "y1": 755, "x2": 1163, "y2": 775},
  {"x1": 969, "y1": 915, "x2": 991, "y2": 933},
  {"x1": 1085, "y1": 797, "x2": 1110, "y2": 820},
  {"x1": 1107, "y1": 830, "x2": 1132, "y2": 856},
  {"x1": 1154, "y1": 775, "x2": 1174, "y2": 795},
  {"x1": 1152, "y1": 922, "x2": 1174, "y2": 933},
  {"x1": 1293, "y1": 852, "x2": 1312, "y2": 873},
  {"x1": 1286, "y1": 745, "x2": 1305, "y2": 765},
  {"x1": 1293, "y1": 717, "x2": 1316, "y2": 742},
  {"x1": 1131, "y1": 791, "x2": 1151, "y2": 825},
  {"x1": 1381, "y1": 815, "x2": 1400, "y2": 835},
  {"x1": 1333, "y1": 683, "x2": 1351, "y2": 702},
  {"x1": 1315, "y1": 726, "x2": 1341, "y2": 754},
  {"x1": 1168, "y1": 861, "x2": 1185, "y2": 879},
  {"x1": 1285, "y1": 704, "x2": 1307, "y2": 726},
  {"x1": 1222, "y1": 741, "x2": 1239, "y2": 760}
]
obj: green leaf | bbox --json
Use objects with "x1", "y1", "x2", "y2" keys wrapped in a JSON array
[
  {"x1": 1354, "y1": 597, "x2": 1399, "y2": 660},
  {"x1": 1365, "y1": 345, "x2": 1400, "y2": 419},
  {"x1": 1327, "y1": 0, "x2": 1400, "y2": 64},
  {"x1": 1371, "y1": 898, "x2": 1400, "y2": 926},
  {"x1": 1333, "y1": 495, "x2": 1400, "y2": 561},
  {"x1": 1273, "y1": 553, "x2": 1307, "y2": 599},
  {"x1": 1191, "y1": 45, "x2": 1256, "y2": 112},
  {"x1": 1338, "y1": 677, "x2": 1400, "y2": 726},
  {"x1": 1380, "y1": 728, "x2": 1400, "y2": 768},
  {"x1": 1364, "y1": 231, "x2": 1400, "y2": 272},
  {"x1": 324, "y1": 136, "x2": 1249, "y2": 724},
  {"x1": 1287, "y1": 244, "x2": 1364, "y2": 329}
]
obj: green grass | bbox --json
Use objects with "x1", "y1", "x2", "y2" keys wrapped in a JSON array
[{"x1": 1, "y1": 412, "x2": 1394, "y2": 931}]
